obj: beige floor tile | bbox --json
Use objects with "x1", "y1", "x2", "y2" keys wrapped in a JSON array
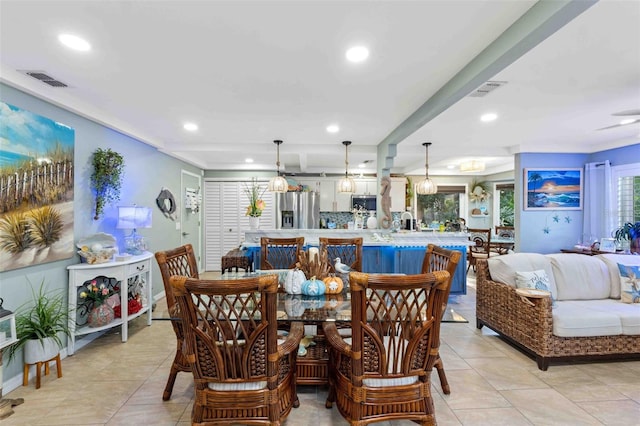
[
  {"x1": 439, "y1": 369, "x2": 512, "y2": 410},
  {"x1": 465, "y1": 356, "x2": 550, "y2": 391},
  {"x1": 500, "y1": 388, "x2": 602, "y2": 425},
  {"x1": 577, "y1": 399, "x2": 640, "y2": 426},
  {"x1": 554, "y1": 383, "x2": 629, "y2": 403},
  {"x1": 105, "y1": 401, "x2": 190, "y2": 425},
  {"x1": 453, "y1": 407, "x2": 533, "y2": 425},
  {"x1": 612, "y1": 383, "x2": 640, "y2": 404}
]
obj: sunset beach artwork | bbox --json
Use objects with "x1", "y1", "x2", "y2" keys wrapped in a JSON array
[{"x1": 524, "y1": 168, "x2": 582, "y2": 210}]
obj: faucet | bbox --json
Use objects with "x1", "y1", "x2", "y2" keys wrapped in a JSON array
[{"x1": 400, "y1": 211, "x2": 414, "y2": 231}]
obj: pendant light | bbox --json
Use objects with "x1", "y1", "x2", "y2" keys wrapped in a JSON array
[
  {"x1": 267, "y1": 140, "x2": 288, "y2": 193},
  {"x1": 416, "y1": 142, "x2": 438, "y2": 195},
  {"x1": 338, "y1": 141, "x2": 355, "y2": 193}
]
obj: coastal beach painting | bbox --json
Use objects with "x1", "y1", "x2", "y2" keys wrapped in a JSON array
[
  {"x1": 524, "y1": 168, "x2": 582, "y2": 210},
  {"x1": 524, "y1": 168, "x2": 583, "y2": 210},
  {"x1": 0, "y1": 101, "x2": 75, "y2": 272}
]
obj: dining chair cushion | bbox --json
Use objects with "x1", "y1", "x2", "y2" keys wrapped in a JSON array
[{"x1": 207, "y1": 381, "x2": 267, "y2": 391}]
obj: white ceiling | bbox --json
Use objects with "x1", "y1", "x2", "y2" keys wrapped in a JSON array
[{"x1": 1, "y1": 0, "x2": 639, "y2": 177}]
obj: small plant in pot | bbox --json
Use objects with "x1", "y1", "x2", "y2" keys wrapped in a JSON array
[
  {"x1": 613, "y1": 221, "x2": 640, "y2": 254},
  {"x1": 6, "y1": 282, "x2": 72, "y2": 366}
]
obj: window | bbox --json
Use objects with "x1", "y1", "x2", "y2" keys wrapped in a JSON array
[
  {"x1": 496, "y1": 183, "x2": 514, "y2": 226},
  {"x1": 416, "y1": 186, "x2": 464, "y2": 228},
  {"x1": 612, "y1": 163, "x2": 640, "y2": 227}
]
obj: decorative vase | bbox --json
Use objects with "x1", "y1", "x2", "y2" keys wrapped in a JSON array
[
  {"x1": 249, "y1": 216, "x2": 260, "y2": 230},
  {"x1": 88, "y1": 303, "x2": 115, "y2": 328},
  {"x1": 366, "y1": 212, "x2": 377, "y2": 230}
]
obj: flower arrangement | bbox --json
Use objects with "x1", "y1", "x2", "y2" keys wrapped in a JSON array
[
  {"x1": 244, "y1": 178, "x2": 267, "y2": 217},
  {"x1": 80, "y1": 279, "x2": 117, "y2": 306}
]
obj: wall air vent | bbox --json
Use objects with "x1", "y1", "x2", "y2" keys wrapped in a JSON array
[
  {"x1": 20, "y1": 70, "x2": 68, "y2": 87},
  {"x1": 468, "y1": 80, "x2": 507, "y2": 97}
]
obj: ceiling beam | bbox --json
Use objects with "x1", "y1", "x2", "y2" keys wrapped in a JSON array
[{"x1": 377, "y1": 0, "x2": 598, "y2": 172}]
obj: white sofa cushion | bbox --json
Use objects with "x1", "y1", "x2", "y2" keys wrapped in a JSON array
[
  {"x1": 569, "y1": 299, "x2": 640, "y2": 335},
  {"x1": 487, "y1": 253, "x2": 557, "y2": 298},
  {"x1": 595, "y1": 254, "x2": 640, "y2": 299},
  {"x1": 552, "y1": 301, "x2": 622, "y2": 337},
  {"x1": 546, "y1": 254, "x2": 610, "y2": 300}
]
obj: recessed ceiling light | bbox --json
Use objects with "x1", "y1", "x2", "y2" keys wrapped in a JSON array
[
  {"x1": 346, "y1": 46, "x2": 369, "y2": 63},
  {"x1": 358, "y1": 163, "x2": 366, "y2": 168},
  {"x1": 447, "y1": 165, "x2": 455, "y2": 169},
  {"x1": 245, "y1": 158, "x2": 254, "y2": 163},
  {"x1": 183, "y1": 122, "x2": 198, "y2": 132},
  {"x1": 58, "y1": 34, "x2": 91, "y2": 51},
  {"x1": 326, "y1": 124, "x2": 339, "y2": 133},
  {"x1": 620, "y1": 118, "x2": 635, "y2": 125},
  {"x1": 480, "y1": 113, "x2": 498, "y2": 122}
]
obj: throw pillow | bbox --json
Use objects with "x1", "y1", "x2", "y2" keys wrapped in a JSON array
[
  {"x1": 515, "y1": 270, "x2": 555, "y2": 306},
  {"x1": 617, "y1": 263, "x2": 640, "y2": 304},
  {"x1": 515, "y1": 269, "x2": 552, "y2": 292}
]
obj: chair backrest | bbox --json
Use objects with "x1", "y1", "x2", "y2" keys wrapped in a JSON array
[
  {"x1": 495, "y1": 226, "x2": 515, "y2": 238},
  {"x1": 467, "y1": 228, "x2": 491, "y2": 253},
  {"x1": 155, "y1": 244, "x2": 199, "y2": 313},
  {"x1": 319, "y1": 237, "x2": 363, "y2": 273},
  {"x1": 171, "y1": 274, "x2": 280, "y2": 385},
  {"x1": 260, "y1": 237, "x2": 304, "y2": 270},
  {"x1": 347, "y1": 270, "x2": 450, "y2": 381},
  {"x1": 421, "y1": 243, "x2": 461, "y2": 300}
]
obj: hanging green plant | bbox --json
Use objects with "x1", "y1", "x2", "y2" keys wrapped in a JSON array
[{"x1": 91, "y1": 148, "x2": 124, "y2": 220}]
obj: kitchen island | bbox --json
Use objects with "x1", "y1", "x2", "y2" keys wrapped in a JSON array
[{"x1": 242, "y1": 229, "x2": 469, "y2": 295}]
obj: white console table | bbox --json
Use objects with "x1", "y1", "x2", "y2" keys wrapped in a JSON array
[{"x1": 67, "y1": 252, "x2": 153, "y2": 355}]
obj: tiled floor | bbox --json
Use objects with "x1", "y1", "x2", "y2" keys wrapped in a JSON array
[{"x1": 3, "y1": 271, "x2": 640, "y2": 425}]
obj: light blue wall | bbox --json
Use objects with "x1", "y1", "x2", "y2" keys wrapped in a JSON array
[
  {"x1": 0, "y1": 84, "x2": 202, "y2": 382},
  {"x1": 516, "y1": 144, "x2": 640, "y2": 253}
]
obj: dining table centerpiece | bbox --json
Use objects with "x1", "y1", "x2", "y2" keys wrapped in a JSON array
[
  {"x1": 244, "y1": 178, "x2": 266, "y2": 229},
  {"x1": 80, "y1": 279, "x2": 117, "y2": 327}
]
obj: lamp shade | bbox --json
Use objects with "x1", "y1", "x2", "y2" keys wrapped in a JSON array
[
  {"x1": 416, "y1": 178, "x2": 438, "y2": 195},
  {"x1": 338, "y1": 176, "x2": 356, "y2": 193},
  {"x1": 268, "y1": 175, "x2": 288, "y2": 193},
  {"x1": 117, "y1": 206, "x2": 152, "y2": 229}
]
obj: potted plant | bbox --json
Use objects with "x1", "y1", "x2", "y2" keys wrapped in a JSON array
[
  {"x1": 613, "y1": 221, "x2": 640, "y2": 253},
  {"x1": 6, "y1": 282, "x2": 72, "y2": 365},
  {"x1": 91, "y1": 148, "x2": 125, "y2": 220}
]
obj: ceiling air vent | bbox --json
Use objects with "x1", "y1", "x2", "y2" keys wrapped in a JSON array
[
  {"x1": 468, "y1": 80, "x2": 507, "y2": 97},
  {"x1": 20, "y1": 70, "x2": 68, "y2": 87}
]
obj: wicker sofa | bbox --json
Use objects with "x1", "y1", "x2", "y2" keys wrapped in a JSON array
[{"x1": 476, "y1": 253, "x2": 640, "y2": 370}]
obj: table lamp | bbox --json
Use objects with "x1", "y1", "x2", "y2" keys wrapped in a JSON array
[{"x1": 117, "y1": 206, "x2": 152, "y2": 255}]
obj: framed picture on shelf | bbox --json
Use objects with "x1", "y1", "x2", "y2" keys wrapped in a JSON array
[
  {"x1": 524, "y1": 168, "x2": 583, "y2": 210},
  {"x1": 600, "y1": 238, "x2": 616, "y2": 253}
]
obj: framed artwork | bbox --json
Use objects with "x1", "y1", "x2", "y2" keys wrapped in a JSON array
[
  {"x1": 600, "y1": 238, "x2": 616, "y2": 253},
  {"x1": 524, "y1": 168, "x2": 583, "y2": 210},
  {"x1": 0, "y1": 101, "x2": 75, "y2": 271}
]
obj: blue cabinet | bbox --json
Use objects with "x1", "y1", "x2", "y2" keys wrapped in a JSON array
[{"x1": 362, "y1": 246, "x2": 392, "y2": 273}]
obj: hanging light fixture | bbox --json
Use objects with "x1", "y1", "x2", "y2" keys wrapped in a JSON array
[
  {"x1": 416, "y1": 142, "x2": 438, "y2": 195},
  {"x1": 267, "y1": 140, "x2": 288, "y2": 193},
  {"x1": 338, "y1": 141, "x2": 356, "y2": 193}
]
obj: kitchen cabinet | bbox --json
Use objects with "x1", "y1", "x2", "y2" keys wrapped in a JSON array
[
  {"x1": 66, "y1": 252, "x2": 153, "y2": 355},
  {"x1": 362, "y1": 246, "x2": 392, "y2": 273},
  {"x1": 317, "y1": 179, "x2": 351, "y2": 212},
  {"x1": 354, "y1": 178, "x2": 377, "y2": 195},
  {"x1": 390, "y1": 177, "x2": 406, "y2": 212}
]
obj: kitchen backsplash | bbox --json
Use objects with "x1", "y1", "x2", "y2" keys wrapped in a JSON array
[{"x1": 319, "y1": 211, "x2": 402, "y2": 229}]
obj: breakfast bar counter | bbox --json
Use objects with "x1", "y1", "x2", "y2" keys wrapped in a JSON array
[{"x1": 242, "y1": 229, "x2": 469, "y2": 295}]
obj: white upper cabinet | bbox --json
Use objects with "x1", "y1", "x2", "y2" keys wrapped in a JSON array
[{"x1": 354, "y1": 178, "x2": 377, "y2": 195}]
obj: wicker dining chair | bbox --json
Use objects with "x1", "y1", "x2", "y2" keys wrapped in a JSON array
[
  {"x1": 421, "y1": 244, "x2": 462, "y2": 395},
  {"x1": 260, "y1": 237, "x2": 304, "y2": 270},
  {"x1": 170, "y1": 274, "x2": 304, "y2": 425},
  {"x1": 323, "y1": 270, "x2": 450, "y2": 426},
  {"x1": 467, "y1": 228, "x2": 498, "y2": 272},
  {"x1": 319, "y1": 237, "x2": 363, "y2": 274},
  {"x1": 154, "y1": 244, "x2": 199, "y2": 401}
]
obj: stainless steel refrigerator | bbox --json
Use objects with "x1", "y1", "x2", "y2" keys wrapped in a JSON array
[{"x1": 277, "y1": 191, "x2": 320, "y2": 229}]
